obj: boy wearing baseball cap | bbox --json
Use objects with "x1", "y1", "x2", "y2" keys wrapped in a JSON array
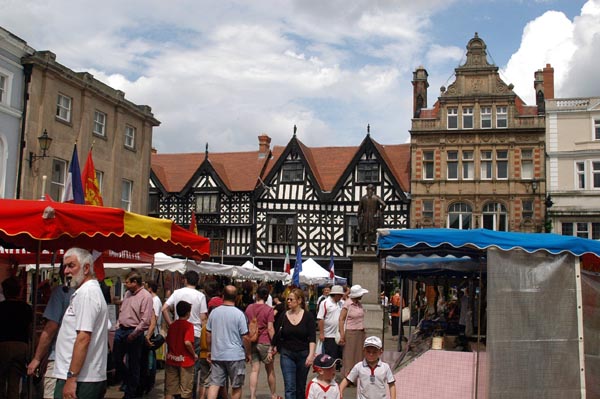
[
  {"x1": 339, "y1": 336, "x2": 396, "y2": 399},
  {"x1": 305, "y1": 353, "x2": 341, "y2": 399}
]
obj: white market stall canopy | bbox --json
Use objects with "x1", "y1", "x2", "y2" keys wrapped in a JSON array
[
  {"x1": 289, "y1": 258, "x2": 347, "y2": 285},
  {"x1": 192, "y1": 260, "x2": 288, "y2": 281}
]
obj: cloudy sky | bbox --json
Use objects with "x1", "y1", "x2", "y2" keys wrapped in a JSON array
[{"x1": 1, "y1": 0, "x2": 598, "y2": 153}]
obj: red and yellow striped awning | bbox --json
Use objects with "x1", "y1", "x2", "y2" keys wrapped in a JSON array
[{"x1": 0, "y1": 199, "x2": 210, "y2": 260}]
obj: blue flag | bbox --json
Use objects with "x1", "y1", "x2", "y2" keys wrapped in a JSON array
[
  {"x1": 292, "y1": 246, "x2": 302, "y2": 286},
  {"x1": 328, "y1": 252, "x2": 335, "y2": 281},
  {"x1": 61, "y1": 144, "x2": 84, "y2": 204}
]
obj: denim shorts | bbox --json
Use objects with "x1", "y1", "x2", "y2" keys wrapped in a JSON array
[{"x1": 210, "y1": 359, "x2": 246, "y2": 388}]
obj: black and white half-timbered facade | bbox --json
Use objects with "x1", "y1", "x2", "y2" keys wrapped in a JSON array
[{"x1": 149, "y1": 131, "x2": 410, "y2": 279}]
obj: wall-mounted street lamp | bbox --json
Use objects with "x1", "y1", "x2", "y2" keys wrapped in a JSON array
[
  {"x1": 28, "y1": 129, "x2": 53, "y2": 168},
  {"x1": 531, "y1": 178, "x2": 538, "y2": 194}
]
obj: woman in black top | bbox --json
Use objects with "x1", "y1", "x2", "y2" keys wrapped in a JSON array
[{"x1": 272, "y1": 288, "x2": 315, "y2": 399}]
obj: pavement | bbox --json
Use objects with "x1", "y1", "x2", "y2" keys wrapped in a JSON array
[{"x1": 105, "y1": 331, "x2": 401, "y2": 399}]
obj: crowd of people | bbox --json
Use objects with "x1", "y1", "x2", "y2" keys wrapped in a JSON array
[{"x1": 0, "y1": 247, "x2": 399, "y2": 399}]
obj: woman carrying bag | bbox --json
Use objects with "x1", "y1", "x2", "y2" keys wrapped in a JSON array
[{"x1": 338, "y1": 285, "x2": 368, "y2": 376}]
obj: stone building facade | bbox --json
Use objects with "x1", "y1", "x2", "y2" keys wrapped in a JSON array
[
  {"x1": 546, "y1": 97, "x2": 600, "y2": 239},
  {"x1": 410, "y1": 33, "x2": 551, "y2": 232},
  {"x1": 19, "y1": 50, "x2": 160, "y2": 213}
]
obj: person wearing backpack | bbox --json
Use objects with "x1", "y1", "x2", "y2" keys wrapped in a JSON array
[{"x1": 244, "y1": 285, "x2": 277, "y2": 399}]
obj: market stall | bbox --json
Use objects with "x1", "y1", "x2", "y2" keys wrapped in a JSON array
[{"x1": 378, "y1": 228, "x2": 600, "y2": 399}]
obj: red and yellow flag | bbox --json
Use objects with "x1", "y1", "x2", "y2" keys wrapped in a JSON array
[
  {"x1": 82, "y1": 149, "x2": 104, "y2": 206},
  {"x1": 190, "y1": 211, "x2": 198, "y2": 235}
]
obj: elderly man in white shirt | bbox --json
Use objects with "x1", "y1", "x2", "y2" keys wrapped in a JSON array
[{"x1": 316, "y1": 285, "x2": 344, "y2": 361}]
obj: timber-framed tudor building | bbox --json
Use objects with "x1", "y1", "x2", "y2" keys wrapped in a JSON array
[
  {"x1": 150, "y1": 132, "x2": 410, "y2": 278},
  {"x1": 149, "y1": 33, "x2": 554, "y2": 279}
]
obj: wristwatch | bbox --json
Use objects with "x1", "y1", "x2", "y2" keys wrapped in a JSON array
[{"x1": 67, "y1": 370, "x2": 78, "y2": 379}]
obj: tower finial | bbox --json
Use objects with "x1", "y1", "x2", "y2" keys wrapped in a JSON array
[
  {"x1": 293, "y1": 125, "x2": 297, "y2": 136},
  {"x1": 205, "y1": 143, "x2": 209, "y2": 159},
  {"x1": 367, "y1": 124, "x2": 370, "y2": 135}
]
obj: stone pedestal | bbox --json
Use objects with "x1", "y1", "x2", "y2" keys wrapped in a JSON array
[{"x1": 351, "y1": 251, "x2": 384, "y2": 336}]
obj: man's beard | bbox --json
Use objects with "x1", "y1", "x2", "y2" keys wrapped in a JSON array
[{"x1": 71, "y1": 266, "x2": 87, "y2": 288}]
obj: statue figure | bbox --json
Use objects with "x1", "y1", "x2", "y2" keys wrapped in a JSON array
[{"x1": 357, "y1": 184, "x2": 386, "y2": 251}]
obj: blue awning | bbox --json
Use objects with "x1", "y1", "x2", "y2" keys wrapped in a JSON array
[{"x1": 378, "y1": 228, "x2": 600, "y2": 257}]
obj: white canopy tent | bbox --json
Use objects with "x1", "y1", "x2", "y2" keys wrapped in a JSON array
[
  {"x1": 193, "y1": 260, "x2": 288, "y2": 282},
  {"x1": 288, "y1": 258, "x2": 347, "y2": 285}
]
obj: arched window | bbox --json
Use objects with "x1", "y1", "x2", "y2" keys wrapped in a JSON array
[
  {"x1": 482, "y1": 202, "x2": 508, "y2": 231},
  {"x1": 447, "y1": 202, "x2": 472, "y2": 230}
]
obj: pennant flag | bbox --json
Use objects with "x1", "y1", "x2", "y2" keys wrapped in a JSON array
[
  {"x1": 82, "y1": 149, "x2": 104, "y2": 206},
  {"x1": 284, "y1": 247, "x2": 291, "y2": 274},
  {"x1": 190, "y1": 212, "x2": 198, "y2": 235},
  {"x1": 61, "y1": 144, "x2": 84, "y2": 204},
  {"x1": 292, "y1": 246, "x2": 302, "y2": 286},
  {"x1": 328, "y1": 251, "x2": 335, "y2": 280}
]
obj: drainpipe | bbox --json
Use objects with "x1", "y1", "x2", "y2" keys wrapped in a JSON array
[{"x1": 15, "y1": 63, "x2": 32, "y2": 199}]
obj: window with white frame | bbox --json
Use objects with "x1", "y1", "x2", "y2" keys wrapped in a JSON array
[
  {"x1": 447, "y1": 151, "x2": 458, "y2": 180},
  {"x1": 595, "y1": 119, "x2": 600, "y2": 140},
  {"x1": 576, "y1": 161, "x2": 586, "y2": 189},
  {"x1": 593, "y1": 161, "x2": 600, "y2": 189},
  {"x1": 121, "y1": 179, "x2": 133, "y2": 211},
  {"x1": 125, "y1": 125, "x2": 136, "y2": 149},
  {"x1": 496, "y1": 106, "x2": 507, "y2": 128},
  {"x1": 447, "y1": 108, "x2": 458, "y2": 129},
  {"x1": 447, "y1": 202, "x2": 472, "y2": 230},
  {"x1": 195, "y1": 193, "x2": 219, "y2": 214},
  {"x1": 496, "y1": 150, "x2": 508, "y2": 179},
  {"x1": 0, "y1": 73, "x2": 7, "y2": 104},
  {"x1": 422, "y1": 200, "x2": 434, "y2": 219},
  {"x1": 521, "y1": 149, "x2": 533, "y2": 179},
  {"x1": 562, "y1": 222, "x2": 600, "y2": 240},
  {"x1": 423, "y1": 151, "x2": 434, "y2": 180},
  {"x1": 50, "y1": 159, "x2": 67, "y2": 201},
  {"x1": 462, "y1": 107, "x2": 473, "y2": 129},
  {"x1": 482, "y1": 202, "x2": 508, "y2": 231},
  {"x1": 522, "y1": 199, "x2": 534, "y2": 220},
  {"x1": 56, "y1": 94, "x2": 72, "y2": 122},
  {"x1": 95, "y1": 170, "x2": 103, "y2": 196},
  {"x1": 462, "y1": 150, "x2": 474, "y2": 180},
  {"x1": 481, "y1": 107, "x2": 492, "y2": 129},
  {"x1": 93, "y1": 111, "x2": 107, "y2": 136},
  {"x1": 481, "y1": 150, "x2": 493, "y2": 179}
]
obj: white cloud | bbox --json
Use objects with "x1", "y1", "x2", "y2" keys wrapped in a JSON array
[
  {"x1": 426, "y1": 45, "x2": 464, "y2": 67},
  {"x1": 502, "y1": 10, "x2": 576, "y2": 104}
]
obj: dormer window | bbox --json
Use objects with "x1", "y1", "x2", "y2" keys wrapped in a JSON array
[
  {"x1": 357, "y1": 161, "x2": 379, "y2": 183},
  {"x1": 282, "y1": 161, "x2": 304, "y2": 182},
  {"x1": 196, "y1": 193, "x2": 219, "y2": 214}
]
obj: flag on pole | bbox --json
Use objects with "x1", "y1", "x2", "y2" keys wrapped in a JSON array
[
  {"x1": 82, "y1": 149, "x2": 104, "y2": 206},
  {"x1": 61, "y1": 144, "x2": 84, "y2": 204},
  {"x1": 284, "y1": 247, "x2": 291, "y2": 274},
  {"x1": 328, "y1": 251, "x2": 335, "y2": 281},
  {"x1": 190, "y1": 211, "x2": 198, "y2": 234},
  {"x1": 292, "y1": 246, "x2": 302, "y2": 286}
]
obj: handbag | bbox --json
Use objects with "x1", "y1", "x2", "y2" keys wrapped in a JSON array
[
  {"x1": 147, "y1": 333, "x2": 165, "y2": 348},
  {"x1": 401, "y1": 307, "x2": 411, "y2": 323},
  {"x1": 390, "y1": 305, "x2": 400, "y2": 314}
]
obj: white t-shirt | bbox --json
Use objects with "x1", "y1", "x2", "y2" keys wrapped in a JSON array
[
  {"x1": 152, "y1": 295, "x2": 162, "y2": 335},
  {"x1": 165, "y1": 286, "x2": 207, "y2": 337},
  {"x1": 306, "y1": 377, "x2": 340, "y2": 399},
  {"x1": 317, "y1": 296, "x2": 342, "y2": 338},
  {"x1": 345, "y1": 359, "x2": 395, "y2": 399},
  {"x1": 53, "y1": 279, "x2": 108, "y2": 382}
]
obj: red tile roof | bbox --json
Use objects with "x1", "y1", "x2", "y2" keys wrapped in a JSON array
[{"x1": 152, "y1": 139, "x2": 411, "y2": 194}]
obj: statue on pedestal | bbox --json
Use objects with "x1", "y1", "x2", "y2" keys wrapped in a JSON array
[{"x1": 357, "y1": 184, "x2": 386, "y2": 251}]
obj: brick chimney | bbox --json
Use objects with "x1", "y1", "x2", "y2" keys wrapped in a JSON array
[
  {"x1": 258, "y1": 134, "x2": 271, "y2": 159},
  {"x1": 542, "y1": 64, "x2": 554, "y2": 100},
  {"x1": 412, "y1": 66, "x2": 429, "y2": 118}
]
